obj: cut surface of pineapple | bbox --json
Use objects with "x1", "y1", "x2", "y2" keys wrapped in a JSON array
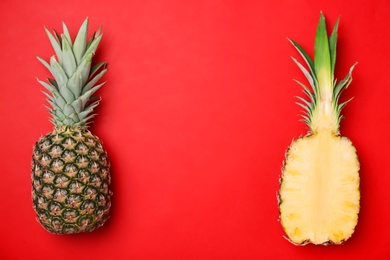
[
  {"x1": 278, "y1": 12, "x2": 360, "y2": 245},
  {"x1": 280, "y1": 131, "x2": 360, "y2": 244}
]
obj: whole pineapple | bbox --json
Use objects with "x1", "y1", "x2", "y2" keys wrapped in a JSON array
[
  {"x1": 278, "y1": 13, "x2": 360, "y2": 245},
  {"x1": 32, "y1": 18, "x2": 112, "y2": 234}
]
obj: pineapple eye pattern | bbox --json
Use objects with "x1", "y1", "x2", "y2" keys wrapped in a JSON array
[
  {"x1": 54, "y1": 174, "x2": 70, "y2": 188},
  {"x1": 66, "y1": 194, "x2": 83, "y2": 208},
  {"x1": 53, "y1": 189, "x2": 68, "y2": 202},
  {"x1": 32, "y1": 129, "x2": 112, "y2": 234},
  {"x1": 90, "y1": 175, "x2": 103, "y2": 188},
  {"x1": 40, "y1": 154, "x2": 51, "y2": 167},
  {"x1": 64, "y1": 164, "x2": 78, "y2": 178},
  {"x1": 75, "y1": 143, "x2": 89, "y2": 155},
  {"x1": 62, "y1": 150, "x2": 77, "y2": 163},
  {"x1": 63, "y1": 209, "x2": 79, "y2": 223},
  {"x1": 42, "y1": 184, "x2": 55, "y2": 198},
  {"x1": 50, "y1": 158, "x2": 65, "y2": 173},
  {"x1": 77, "y1": 170, "x2": 91, "y2": 184},
  {"x1": 63, "y1": 225, "x2": 78, "y2": 234},
  {"x1": 81, "y1": 201, "x2": 96, "y2": 215},
  {"x1": 88, "y1": 149, "x2": 100, "y2": 160},
  {"x1": 89, "y1": 162, "x2": 100, "y2": 174},
  {"x1": 62, "y1": 137, "x2": 77, "y2": 150},
  {"x1": 97, "y1": 194, "x2": 107, "y2": 206},
  {"x1": 68, "y1": 180, "x2": 85, "y2": 194},
  {"x1": 78, "y1": 215, "x2": 93, "y2": 228},
  {"x1": 49, "y1": 201, "x2": 64, "y2": 216},
  {"x1": 76, "y1": 155, "x2": 90, "y2": 168},
  {"x1": 36, "y1": 196, "x2": 48, "y2": 209},
  {"x1": 51, "y1": 133, "x2": 64, "y2": 144},
  {"x1": 51, "y1": 217, "x2": 64, "y2": 232},
  {"x1": 42, "y1": 171, "x2": 55, "y2": 183},
  {"x1": 49, "y1": 145, "x2": 63, "y2": 158},
  {"x1": 37, "y1": 210, "x2": 50, "y2": 223},
  {"x1": 39, "y1": 139, "x2": 52, "y2": 152},
  {"x1": 102, "y1": 183, "x2": 110, "y2": 195},
  {"x1": 84, "y1": 186, "x2": 98, "y2": 200}
]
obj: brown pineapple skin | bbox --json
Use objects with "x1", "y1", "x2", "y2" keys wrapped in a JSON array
[{"x1": 31, "y1": 126, "x2": 112, "y2": 234}]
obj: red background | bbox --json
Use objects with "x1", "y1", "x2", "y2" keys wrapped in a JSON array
[{"x1": 1, "y1": 0, "x2": 389, "y2": 259}]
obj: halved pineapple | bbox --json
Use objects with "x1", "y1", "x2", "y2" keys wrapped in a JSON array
[{"x1": 279, "y1": 13, "x2": 360, "y2": 245}]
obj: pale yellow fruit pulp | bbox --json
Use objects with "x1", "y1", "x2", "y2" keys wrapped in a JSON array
[{"x1": 280, "y1": 130, "x2": 360, "y2": 244}]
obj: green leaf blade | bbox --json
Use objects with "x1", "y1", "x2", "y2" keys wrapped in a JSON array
[
  {"x1": 329, "y1": 18, "x2": 340, "y2": 77},
  {"x1": 314, "y1": 12, "x2": 332, "y2": 90},
  {"x1": 73, "y1": 18, "x2": 88, "y2": 65}
]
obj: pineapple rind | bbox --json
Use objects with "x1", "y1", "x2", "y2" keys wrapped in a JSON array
[{"x1": 32, "y1": 126, "x2": 112, "y2": 234}]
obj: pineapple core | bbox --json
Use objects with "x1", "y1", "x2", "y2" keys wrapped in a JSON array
[{"x1": 280, "y1": 130, "x2": 360, "y2": 244}]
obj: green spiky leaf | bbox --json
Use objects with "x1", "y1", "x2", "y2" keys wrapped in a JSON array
[
  {"x1": 37, "y1": 19, "x2": 107, "y2": 127},
  {"x1": 62, "y1": 22, "x2": 72, "y2": 44},
  {"x1": 45, "y1": 28, "x2": 62, "y2": 64},
  {"x1": 61, "y1": 35, "x2": 77, "y2": 77},
  {"x1": 37, "y1": 56, "x2": 51, "y2": 72},
  {"x1": 329, "y1": 18, "x2": 340, "y2": 77},
  {"x1": 73, "y1": 18, "x2": 89, "y2": 65},
  {"x1": 314, "y1": 13, "x2": 332, "y2": 91},
  {"x1": 290, "y1": 12, "x2": 356, "y2": 134}
]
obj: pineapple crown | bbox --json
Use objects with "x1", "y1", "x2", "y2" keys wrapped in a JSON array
[
  {"x1": 37, "y1": 18, "x2": 107, "y2": 128},
  {"x1": 290, "y1": 12, "x2": 356, "y2": 134}
]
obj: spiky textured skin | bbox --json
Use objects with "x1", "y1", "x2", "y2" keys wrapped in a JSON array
[{"x1": 32, "y1": 127, "x2": 111, "y2": 234}]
